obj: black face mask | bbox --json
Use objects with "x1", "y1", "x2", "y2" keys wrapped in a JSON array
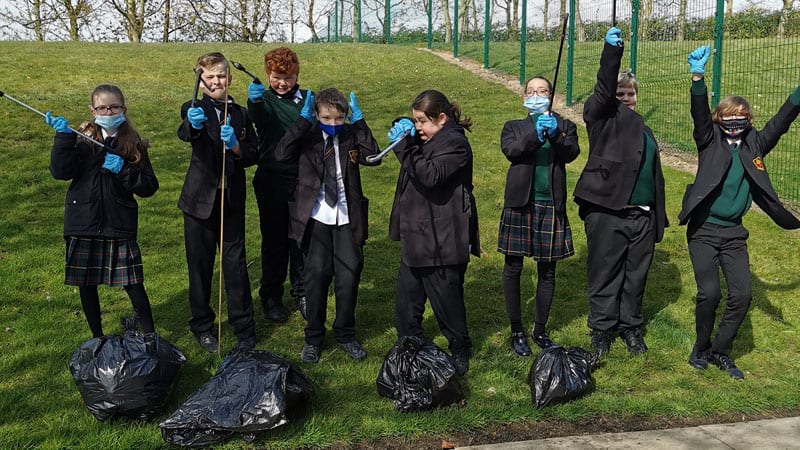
[{"x1": 720, "y1": 118, "x2": 750, "y2": 137}]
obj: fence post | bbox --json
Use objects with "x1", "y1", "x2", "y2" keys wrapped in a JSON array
[
  {"x1": 357, "y1": 0, "x2": 362, "y2": 43},
  {"x1": 483, "y1": 0, "x2": 490, "y2": 68},
  {"x1": 385, "y1": 0, "x2": 392, "y2": 44},
  {"x1": 566, "y1": 0, "x2": 575, "y2": 106},
  {"x1": 712, "y1": 0, "x2": 725, "y2": 108},
  {"x1": 520, "y1": 0, "x2": 527, "y2": 85},
  {"x1": 335, "y1": 0, "x2": 339, "y2": 43},
  {"x1": 427, "y1": 0, "x2": 433, "y2": 49},
  {"x1": 454, "y1": 0, "x2": 460, "y2": 58},
  {"x1": 327, "y1": 15, "x2": 331, "y2": 42},
  {"x1": 630, "y1": 0, "x2": 639, "y2": 74}
]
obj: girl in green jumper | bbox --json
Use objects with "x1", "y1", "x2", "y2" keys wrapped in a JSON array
[{"x1": 680, "y1": 46, "x2": 800, "y2": 380}]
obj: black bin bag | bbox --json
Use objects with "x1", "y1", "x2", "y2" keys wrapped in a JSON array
[
  {"x1": 527, "y1": 346, "x2": 596, "y2": 408},
  {"x1": 376, "y1": 336, "x2": 464, "y2": 412},
  {"x1": 159, "y1": 350, "x2": 313, "y2": 447},
  {"x1": 68, "y1": 319, "x2": 186, "y2": 422}
]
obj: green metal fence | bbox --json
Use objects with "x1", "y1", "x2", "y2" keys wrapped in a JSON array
[{"x1": 323, "y1": 0, "x2": 800, "y2": 206}]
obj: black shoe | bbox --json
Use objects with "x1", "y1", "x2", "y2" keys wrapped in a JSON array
[
  {"x1": 235, "y1": 336, "x2": 256, "y2": 352},
  {"x1": 688, "y1": 347, "x2": 710, "y2": 370},
  {"x1": 197, "y1": 332, "x2": 218, "y2": 353},
  {"x1": 510, "y1": 332, "x2": 531, "y2": 356},
  {"x1": 339, "y1": 340, "x2": 367, "y2": 360},
  {"x1": 451, "y1": 349, "x2": 471, "y2": 376},
  {"x1": 531, "y1": 331, "x2": 557, "y2": 349},
  {"x1": 301, "y1": 344, "x2": 321, "y2": 363},
  {"x1": 709, "y1": 352, "x2": 745, "y2": 380},
  {"x1": 263, "y1": 299, "x2": 288, "y2": 323},
  {"x1": 619, "y1": 327, "x2": 648, "y2": 355},
  {"x1": 295, "y1": 296, "x2": 308, "y2": 320},
  {"x1": 590, "y1": 329, "x2": 614, "y2": 357}
]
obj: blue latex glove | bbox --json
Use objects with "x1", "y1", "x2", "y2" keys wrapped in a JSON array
[
  {"x1": 187, "y1": 106, "x2": 207, "y2": 130},
  {"x1": 348, "y1": 92, "x2": 364, "y2": 122},
  {"x1": 102, "y1": 153, "x2": 124, "y2": 174},
  {"x1": 688, "y1": 45, "x2": 711, "y2": 74},
  {"x1": 45, "y1": 111, "x2": 71, "y2": 134},
  {"x1": 605, "y1": 27, "x2": 622, "y2": 47},
  {"x1": 388, "y1": 118, "x2": 415, "y2": 143},
  {"x1": 300, "y1": 90, "x2": 315, "y2": 121},
  {"x1": 536, "y1": 114, "x2": 558, "y2": 142},
  {"x1": 248, "y1": 81, "x2": 265, "y2": 102},
  {"x1": 220, "y1": 117, "x2": 238, "y2": 150}
]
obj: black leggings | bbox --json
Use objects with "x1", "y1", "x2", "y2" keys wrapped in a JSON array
[
  {"x1": 502, "y1": 255, "x2": 556, "y2": 334},
  {"x1": 79, "y1": 284, "x2": 155, "y2": 337}
]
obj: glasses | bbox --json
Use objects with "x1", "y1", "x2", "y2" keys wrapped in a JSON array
[
  {"x1": 92, "y1": 105, "x2": 125, "y2": 115},
  {"x1": 526, "y1": 88, "x2": 551, "y2": 96}
]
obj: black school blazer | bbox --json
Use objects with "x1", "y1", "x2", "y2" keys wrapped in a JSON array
[{"x1": 678, "y1": 82, "x2": 800, "y2": 230}]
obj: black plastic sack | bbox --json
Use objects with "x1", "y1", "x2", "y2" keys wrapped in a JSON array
[
  {"x1": 376, "y1": 336, "x2": 464, "y2": 412},
  {"x1": 68, "y1": 321, "x2": 186, "y2": 422},
  {"x1": 159, "y1": 350, "x2": 313, "y2": 447},
  {"x1": 527, "y1": 346, "x2": 596, "y2": 408}
]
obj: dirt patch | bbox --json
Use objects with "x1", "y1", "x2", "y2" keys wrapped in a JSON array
[
  {"x1": 422, "y1": 48, "x2": 698, "y2": 176},
  {"x1": 337, "y1": 409, "x2": 800, "y2": 449}
]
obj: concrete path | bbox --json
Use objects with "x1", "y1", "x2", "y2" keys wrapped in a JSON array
[{"x1": 457, "y1": 416, "x2": 800, "y2": 449}]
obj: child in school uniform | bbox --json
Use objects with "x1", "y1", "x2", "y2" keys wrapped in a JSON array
[
  {"x1": 274, "y1": 88, "x2": 379, "y2": 363},
  {"x1": 178, "y1": 52, "x2": 259, "y2": 353},
  {"x1": 498, "y1": 77, "x2": 580, "y2": 356},
  {"x1": 573, "y1": 27, "x2": 668, "y2": 357},
  {"x1": 387, "y1": 90, "x2": 480, "y2": 376},
  {"x1": 47, "y1": 84, "x2": 158, "y2": 338},
  {"x1": 681, "y1": 46, "x2": 800, "y2": 380},
  {"x1": 246, "y1": 47, "x2": 308, "y2": 323}
]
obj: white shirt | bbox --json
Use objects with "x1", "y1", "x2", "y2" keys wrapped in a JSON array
[{"x1": 310, "y1": 132, "x2": 349, "y2": 226}]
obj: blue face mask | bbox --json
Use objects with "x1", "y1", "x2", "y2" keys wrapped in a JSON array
[
  {"x1": 319, "y1": 123, "x2": 345, "y2": 137},
  {"x1": 524, "y1": 96, "x2": 550, "y2": 114},
  {"x1": 94, "y1": 114, "x2": 126, "y2": 132}
]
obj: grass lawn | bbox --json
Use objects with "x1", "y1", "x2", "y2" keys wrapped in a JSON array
[{"x1": 1, "y1": 42, "x2": 799, "y2": 449}]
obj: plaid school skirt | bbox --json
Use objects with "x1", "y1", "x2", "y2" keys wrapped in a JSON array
[
  {"x1": 64, "y1": 237, "x2": 144, "y2": 286},
  {"x1": 497, "y1": 200, "x2": 574, "y2": 261}
]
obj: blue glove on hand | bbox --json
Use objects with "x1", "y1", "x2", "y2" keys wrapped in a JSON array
[
  {"x1": 605, "y1": 27, "x2": 623, "y2": 47},
  {"x1": 348, "y1": 92, "x2": 364, "y2": 123},
  {"x1": 688, "y1": 45, "x2": 711, "y2": 74},
  {"x1": 300, "y1": 90, "x2": 315, "y2": 121},
  {"x1": 248, "y1": 81, "x2": 265, "y2": 102},
  {"x1": 388, "y1": 118, "x2": 415, "y2": 143},
  {"x1": 102, "y1": 153, "x2": 124, "y2": 174},
  {"x1": 187, "y1": 107, "x2": 207, "y2": 130},
  {"x1": 220, "y1": 117, "x2": 238, "y2": 150},
  {"x1": 536, "y1": 114, "x2": 558, "y2": 142},
  {"x1": 45, "y1": 112, "x2": 71, "y2": 134}
]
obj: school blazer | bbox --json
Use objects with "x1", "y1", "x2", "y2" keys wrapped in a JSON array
[
  {"x1": 500, "y1": 113, "x2": 580, "y2": 213},
  {"x1": 389, "y1": 122, "x2": 480, "y2": 267},
  {"x1": 678, "y1": 85, "x2": 800, "y2": 229},
  {"x1": 50, "y1": 131, "x2": 158, "y2": 239},
  {"x1": 274, "y1": 117, "x2": 380, "y2": 246},
  {"x1": 573, "y1": 42, "x2": 668, "y2": 242},
  {"x1": 177, "y1": 95, "x2": 258, "y2": 220}
]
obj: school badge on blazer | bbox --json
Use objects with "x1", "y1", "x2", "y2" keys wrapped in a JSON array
[
  {"x1": 752, "y1": 156, "x2": 765, "y2": 171},
  {"x1": 349, "y1": 150, "x2": 358, "y2": 164}
]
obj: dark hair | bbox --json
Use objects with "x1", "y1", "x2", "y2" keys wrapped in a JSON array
[
  {"x1": 411, "y1": 90, "x2": 472, "y2": 131},
  {"x1": 265, "y1": 47, "x2": 299, "y2": 76},
  {"x1": 315, "y1": 88, "x2": 348, "y2": 114},
  {"x1": 80, "y1": 84, "x2": 149, "y2": 165},
  {"x1": 525, "y1": 76, "x2": 552, "y2": 93}
]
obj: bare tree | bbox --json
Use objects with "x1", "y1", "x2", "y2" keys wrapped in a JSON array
[
  {"x1": 542, "y1": 0, "x2": 549, "y2": 40},
  {"x1": 677, "y1": 0, "x2": 686, "y2": 41},
  {"x1": 574, "y1": 0, "x2": 583, "y2": 42},
  {"x1": 162, "y1": 0, "x2": 170, "y2": 42},
  {"x1": 108, "y1": 0, "x2": 165, "y2": 42},
  {"x1": 777, "y1": 0, "x2": 795, "y2": 37},
  {"x1": 0, "y1": 0, "x2": 48, "y2": 40}
]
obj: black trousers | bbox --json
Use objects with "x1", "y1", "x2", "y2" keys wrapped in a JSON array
[
  {"x1": 395, "y1": 262, "x2": 472, "y2": 353},
  {"x1": 688, "y1": 222, "x2": 751, "y2": 357},
  {"x1": 301, "y1": 219, "x2": 362, "y2": 346},
  {"x1": 255, "y1": 178, "x2": 305, "y2": 304},
  {"x1": 584, "y1": 208, "x2": 654, "y2": 331},
  {"x1": 183, "y1": 194, "x2": 255, "y2": 341}
]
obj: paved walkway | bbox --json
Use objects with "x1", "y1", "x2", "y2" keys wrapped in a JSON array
[{"x1": 457, "y1": 416, "x2": 800, "y2": 449}]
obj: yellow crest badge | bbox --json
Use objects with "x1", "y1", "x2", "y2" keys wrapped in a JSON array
[
  {"x1": 752, "y1": 156, "x2": 765, "y2": 171},
  {"x1": 349, "y1": 150, "x2": 359, "y2": 164}
]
